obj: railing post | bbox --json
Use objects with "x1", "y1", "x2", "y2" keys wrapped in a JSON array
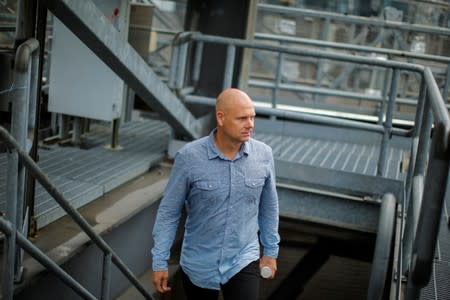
[
  {"x1": 101, "y1": 252, "x2": 113, "y2": 300},
  {"x1": 378, "y1": 68, "x2": 392, "y2": 125},
  {"x1": 192, "y1": 41, "x2": 203, "y2": 85},
  {"x1": 0, "y1": 125, "x2": 155, "y2": 300},
  {"x1": 402, "y1": 79, "x2": 430, "y2": 273},
  {"x1": 3, "y1": 149, "x2": 18, "y2": 299},
  {"x1": 314, "y1": 16, "x2": 330, "y2": 99},
  {"x1": 442, "y1": 63, "x2": 450, "y2": 104},
  {"x1": 272, "y1": 51, "x2": 284, "y2": 112},
  {"x1": 406, "y1": 122, "x2": 450, "y2": 299},
  {"x1": 6, "y1": 38, "x2": 40, "y2": 284},
  {"x1": 175, "y1": 42, "x2": 189, "y2": 90},
  {"x1": 168, "y1": 43, "x2": 179, "y2": 89},
  {"x1": 377, "y1": 68, "x2": 399, "y2": 176},
  {"x1": 367, "y1": 193, "x2": 397, "y2": 300},
  {"x1": 222, "y1": 44, "x2": 236, "y2": 90}
]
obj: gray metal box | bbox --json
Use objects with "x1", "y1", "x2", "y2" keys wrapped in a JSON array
[{"x1": 48, "y1": 0, "x2": 129, "y2": 121}]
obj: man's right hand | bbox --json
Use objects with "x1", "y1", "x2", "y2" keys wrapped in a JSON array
[{"x1": 152, "y1": 270, "x2": 172, "y2": 293}]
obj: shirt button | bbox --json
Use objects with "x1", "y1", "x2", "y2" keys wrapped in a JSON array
[{"x1": 208, "y1": 184, "x2": 212, "y2": 188}]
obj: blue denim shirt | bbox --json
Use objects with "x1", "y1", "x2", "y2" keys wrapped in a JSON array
[{"x1": 151, "y1": 129, "x2": 280, "y2": 290}]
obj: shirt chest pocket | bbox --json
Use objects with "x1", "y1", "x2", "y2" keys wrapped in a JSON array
[
  {"x1": 243, "y1": 177, "x2": 265, "y2": 202},
  {"x1": 194, "y1": 181, "x2": 219, "y2": 191},
  {"x1": 244, "y1": 178, "x2": 265, "y2": 189},
  {"x1": 188, "y1": 181, "x2": 221, "y2": 208}
]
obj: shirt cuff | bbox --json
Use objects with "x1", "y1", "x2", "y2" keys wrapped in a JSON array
[
  {"x1": 263, "y1": 246, "x2": 279, "y2": 259},
  {"x1": 152, "y1": 260, "x2": 169, "y2": 271}
]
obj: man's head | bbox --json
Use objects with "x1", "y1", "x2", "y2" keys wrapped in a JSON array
[{"x1": 215, "y1": 88, "x2": 255, "y2": 144}]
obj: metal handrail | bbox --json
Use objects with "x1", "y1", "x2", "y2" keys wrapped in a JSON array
[
  {"x1": 171, "y1": 32, "x2": 423, "y2": 177},
  {"x1": 367, "y1": 193, "x2": 397, "y2": 300},
  {"x1": 254, "y1": 33, "x2": 450, "y2": 103},
  {"x1": 172, "y1": 32, "x2": 426, "y2": 126},
  {"x1": 0, "y1": 218, "x2": 97, "y2": 300},
  {"x1": 3, "y1": 38, "x2": 40, "y2": 298},
  {"x1": 404, "y1": 69, "x2": 450, "y2": 299},
  {"x1": 0, "y1": 126, "x2": 154, "y2": 300},
  {"x1": 258, "y1": 4, "x2": 450, "y2": 37},
  {"x1": 168, "y1": 32, "x2": 450, "y2": 299}
]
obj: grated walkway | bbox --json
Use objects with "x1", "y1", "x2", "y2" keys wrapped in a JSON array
[{"x1": 0, "y1": 118, "x2": 171, "y2": 229}]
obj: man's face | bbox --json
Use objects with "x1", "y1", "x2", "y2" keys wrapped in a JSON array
[{"x1": 218, "y1": 100, "x2": 255, "y2": 143}]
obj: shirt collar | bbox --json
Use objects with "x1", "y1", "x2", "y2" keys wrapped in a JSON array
[{"x1": 207, "y1": 128, "x2": 250, "y2": 160}]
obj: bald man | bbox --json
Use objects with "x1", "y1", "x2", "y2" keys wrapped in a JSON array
[{"x1": 151, "y1": 89, "x2": 280, "y2": 300}]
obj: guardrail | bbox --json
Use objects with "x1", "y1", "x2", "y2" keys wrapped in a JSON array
[
  {"x1": 254, "y1": 32, "x2": 450, "y2": 105},
  {"x1": 0, "y1": 39, "x2": 154, "y2": 300},
  {"x1": 0, "y1": 126, "x2": 155, "y2": 300},
  {"x1": 170, "y1": 32, "x2": 420, "y2": 176},
  {"x1": 168, "y1": 32, "x2": 450, "y2": 299}
]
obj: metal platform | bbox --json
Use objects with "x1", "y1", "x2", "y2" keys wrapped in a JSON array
[
  {"x1": 0, "y1": 118, "x2": 171, "y2": 229},
  {"x1": 1, "y1": 116, "x2": 448, "y2": 299}
]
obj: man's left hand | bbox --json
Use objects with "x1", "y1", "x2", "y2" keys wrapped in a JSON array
[{"x1": 260, "y1": 256, "x2": 277, "y2": 279}]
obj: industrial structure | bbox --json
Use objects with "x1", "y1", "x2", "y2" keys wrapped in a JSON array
[{"x1": 1, "y1": 0, "x2": 450, "y2": 299}]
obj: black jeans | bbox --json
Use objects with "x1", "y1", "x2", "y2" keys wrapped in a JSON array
[{"x1": 180, "y1": 260, "x2": 260, "y2": 300}]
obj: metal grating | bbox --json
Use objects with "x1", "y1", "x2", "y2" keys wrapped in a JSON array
[
  {"x1": 420, "y1": 191, "x2": 450, "y2": 300},
  {"x1": 254, "y1": 131, "x2": 406, "y2": 181},
  {"x1": 0, "y1": 119, "x2": 171, "y2": 229}
]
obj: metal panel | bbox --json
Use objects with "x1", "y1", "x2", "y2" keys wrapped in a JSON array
[
  {"x1": 43, "y1": 0, "x2": 201, "y2": 139},
  {"x1": 49, "y1": 15, "x2": 125, "y2": 121}
]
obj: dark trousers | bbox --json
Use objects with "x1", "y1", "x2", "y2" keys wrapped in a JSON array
[{"x1": 180, "y1": 260, "x2": 260, "y2": 300}]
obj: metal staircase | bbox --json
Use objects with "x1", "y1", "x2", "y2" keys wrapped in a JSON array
[{"x1": 1, "y1": 1, "x2": 450, "y2": 300}]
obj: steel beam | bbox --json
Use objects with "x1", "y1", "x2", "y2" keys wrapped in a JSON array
[{"x1": 43, "y1": 0, "x2": 201, "y2": 139}]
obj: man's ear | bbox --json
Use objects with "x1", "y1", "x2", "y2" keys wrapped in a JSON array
[{"x1": 216, "y1": 111, "x2": 224, "y2": 127}]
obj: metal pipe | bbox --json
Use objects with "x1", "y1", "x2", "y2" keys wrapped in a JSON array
[
  {"x1": 101, "y1": 252, "x2": 112, "y2": 300},
  {"x1": 0, "y1": 217, "x2": 97, "y2": 300},
  {"x1": 442, "y1": 64, "x2": 450, "y2": 103},
  {"x1": 6, "y1": 38, "x2": 40, "y2": 285},
  {"x1": 255, "y1": 33, "x2": 450, "y2": 64},
  {"x1": 168, "y1": 43, "x2": 179, "y2": 89},
  {"x1": 402, "y1": 175, "x2": 424, "y2": 274},
  {"x1": 3, "y1": 150, "x2": 19, "y2": 299},
  {"x1": 404, "y1": 77, "x2": 427, "y2": 205},
  {"x1": 59, "y1": 114, "x2": 70, "y2": 139},
  {"x1": 176, "y1": 32, "x2": 424, "y2": 73},
  {"x1": 248, "y1": 80, "x2": 418, "y2": 106},
  {"x1": 183, "y1": 94, "x2": 410, "y2": 136},
  {"x1": 378, "y1": 68, "x2": 392, "y2": 125},
  {"x1": 424, "y1": 67, "x2": 450, "y2": 126},
  {"x1": 111, "y1": 118, "x2": 120, "y2": 149},
  {"x1": 14, "y1": 0, "x2": 36, "y2": 47},
  {"x1": 367, "y1": 193, "x2": 397, "y2": 300},
  {"x1": 222, "y1": 44, "x2": 236, "y2": 90},
  {"x1": 175, "y1": 42, "x2": 188, "y2": 89},
  {"x1": 72, "y1": 117, "x2": 82, "y2": 145},
  {"x1": 377, "y1": 69, "x2": 400, "y2": 177},
  {"x1": 258, "y1": 4, "x2": 450, "y2": 36},
  {"x1": 408, "y1": 122, "x2": 450, "y2": 290},
  {"x1": 273, "y1": 52, "x2": 283, "y2": 109},
  {"x1": 192, "y1": 41, "x2": 203, "y2": 84},
  {"x1": 0, "y1": 126, "x2": 155, "y2": 300}
]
